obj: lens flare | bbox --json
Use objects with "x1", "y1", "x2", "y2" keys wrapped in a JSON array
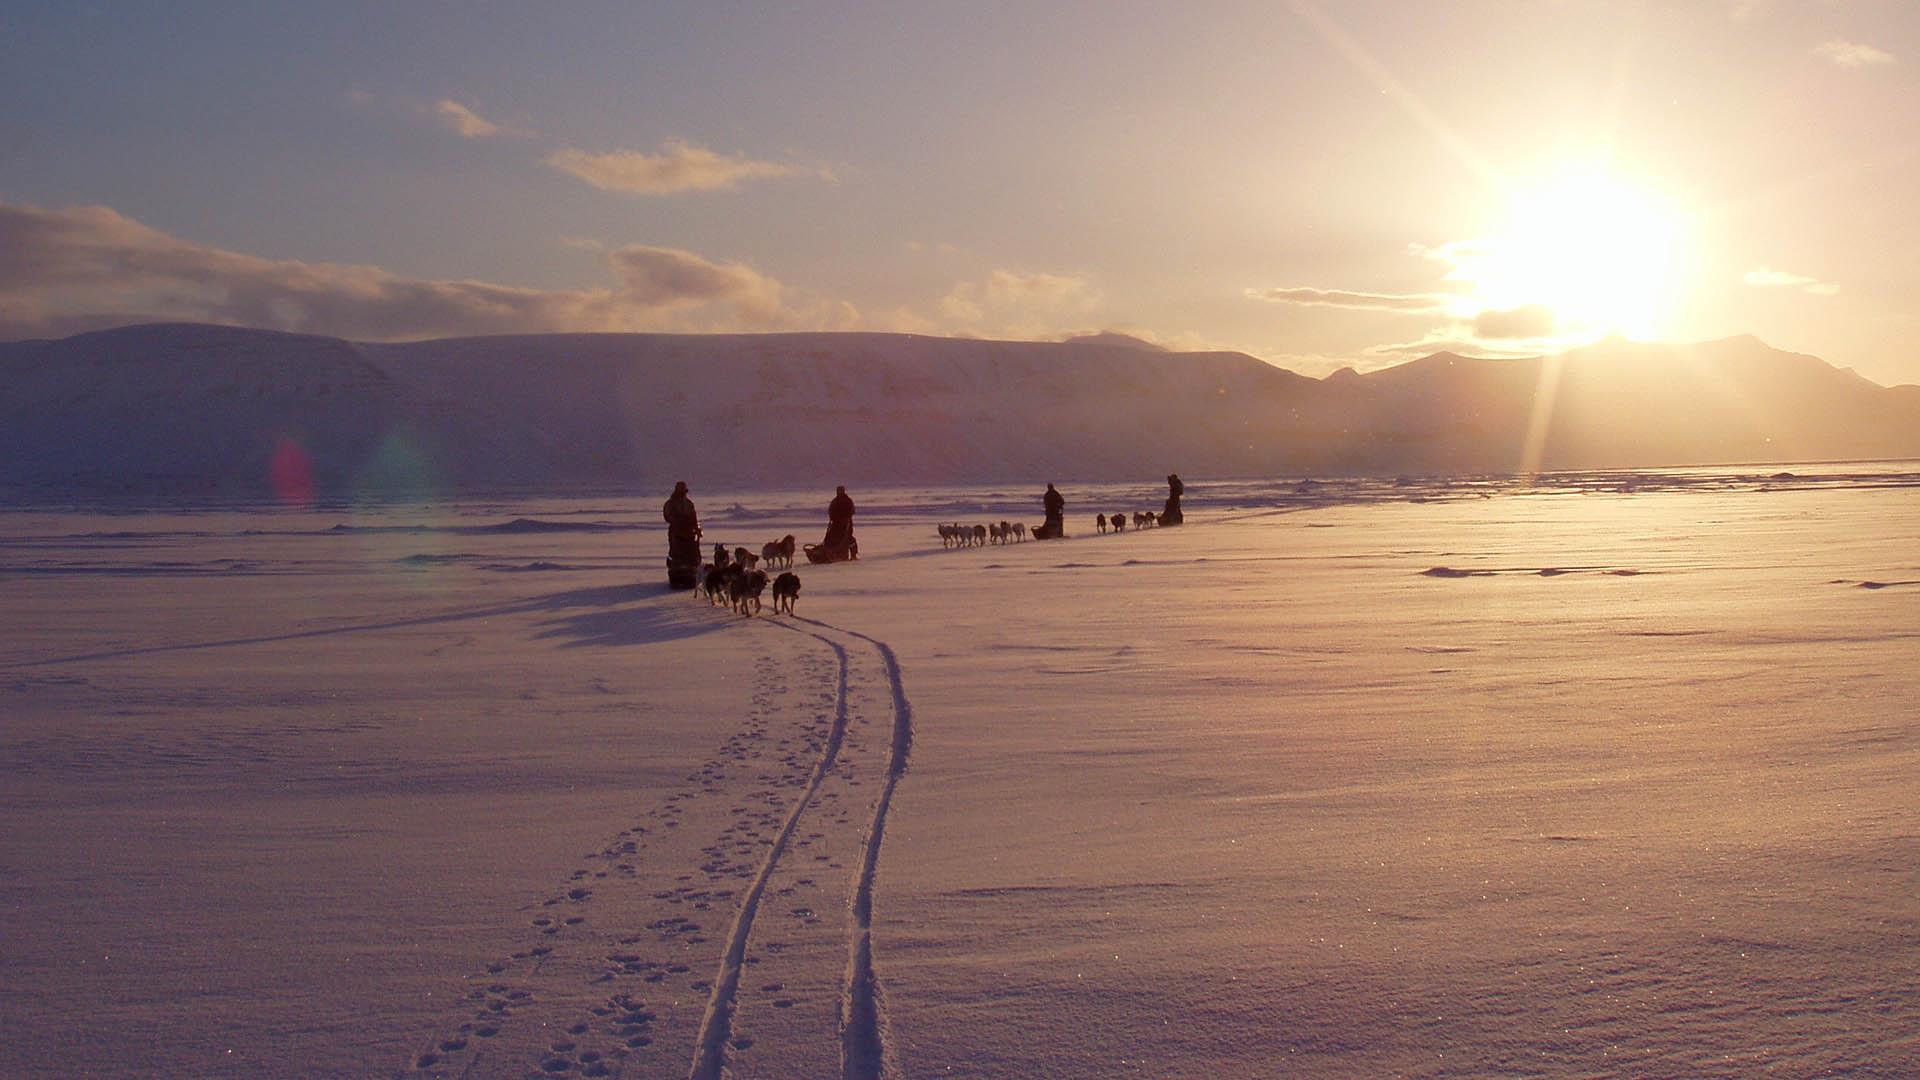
[{"x1": 269, "y1": 437, "x2": 315, "y2": 507}]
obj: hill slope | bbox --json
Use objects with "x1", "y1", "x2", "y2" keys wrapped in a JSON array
[{"x1": 1, "y1": 324, "x2": 1915, "y2": 499}]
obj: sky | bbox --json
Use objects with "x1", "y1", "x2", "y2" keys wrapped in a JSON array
[{"x1": 2, "y1": 1, "x2": 1917, "y2": 383}]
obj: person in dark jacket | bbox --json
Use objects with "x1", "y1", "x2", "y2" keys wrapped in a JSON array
[
  {"x1": 663, "y1": 481, "x2": 702, "y2": 588},
  {"x1": 1161, "y1": 472, "x2": 1184, "y2": 526},
  {"x1": 822, "y1": 485, "x2": 857, "y2": 557},
  {"x1": 1035, "y1": 482, "x2": 1066, "y2": 539}
]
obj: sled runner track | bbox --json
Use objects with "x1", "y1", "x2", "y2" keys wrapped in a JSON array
[
  {"x1": 687, "y1": 631, "x2": 852, "y2": 1080},
  {"x1": 797, "y1": 617, "x2": 913, "y2": 1080}
]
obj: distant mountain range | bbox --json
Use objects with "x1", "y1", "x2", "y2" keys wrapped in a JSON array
[{"x1": 2, "y1": 323, "x2": 1915, "y2": 500}]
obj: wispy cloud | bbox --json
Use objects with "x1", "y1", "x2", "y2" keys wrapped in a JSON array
[
  {"x1": 547, "y1": 140, "x2": 825, "y2": 196},
  {"x1": 1471, "y1": 304, "x2": 1558, "y2": 339},
  {"x1": 940, "y1": 270, "x2": 1095, "y2": 325},
  {"x1": 1246, "y1": 285, "x2": 1451, "y2": 313},
  {"x1": 1362, "y1": 331, "x2": 1549, "y2": 360},
  {"x1": 1815, "y1": 40, "x2": 1894, "y2": 68},
  {"x1": 0, "y1": 200, "x2": 857, "y2": 340},
  {"x1": 433, "y1": 99, "x2": 506, "y2": 138},
  {"x1": 1247, "y1": 266, "x2": 1565, "y2": 358},
  {"x1": 1745, "y1": 266, "x2": 1840, "y2": 295}
]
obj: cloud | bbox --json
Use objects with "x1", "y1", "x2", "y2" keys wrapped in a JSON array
[
  {"x1": 1471, "y1": 304, "x2": 1558, "y2": 339},
  {"x1": 0, "y1": 199, "x2": 853, "y2": 341},
  {"x1": 546, "y1": 140, "x2": 823, "y2": 195},
  {"x1": 865, "y1": 305, "x2": 944, "y2": 336},
  {"x1": 940, "y1": 270, "x2": 1095, "y2": 326},
  {"x1": 434, "y1": 99, "x2": 505, "y2": 138},
  {"x1": 608, "y1": 245, "x2": 789, "y2": 323},
  {"x1": 1745, "y1": 266, "x2": 1840, "y2": 295},
  {"x1": 982, "y1": 269, "x2": 1089, "y2": 306},
  {"x1": 1362, "y1": 331, "x2": 1547, "y2": 360},
  {"x1": 1815, "y1": 40, "x2": 1894, "y2": 68},
  {"x1": 1247, "y1": 285, "x2": 1451, "y2": 313},
  {"x1": 1244, "y1": 270, "x2": 1560, "y2": 358}
]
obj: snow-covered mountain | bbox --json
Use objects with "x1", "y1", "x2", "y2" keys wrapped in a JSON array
[{"x1": 1, "y1": 323, "x2": 1915, "y2": 500}]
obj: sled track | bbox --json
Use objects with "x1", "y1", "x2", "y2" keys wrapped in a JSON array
[
  {"x1": 721, "y1": 618, "x2": 906, "y2": 1080},
  {"x1": 808, "y1": 620, "x2": 913, "y2": 1080},
  {"x1": 392, "y1": 606, "x2": 911, "y2": 1080},
  {"x1": 687, "y1": 631, "x2": 852, "y2": 1080}
]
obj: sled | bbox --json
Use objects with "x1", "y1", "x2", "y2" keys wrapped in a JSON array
[
  {"x1": 667, "y1": 559, "x2": 700, "y2": 590},
  {"x1": 803, "y1": 541, "x2": 858, "y2": 565}
]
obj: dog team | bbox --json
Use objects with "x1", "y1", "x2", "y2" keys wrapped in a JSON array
[
  {"x1": 1095, "y1": 510, "x2": 1163, "y2": 534},
  {"x1": 672, "y1": 475, "x2": 1185, "y2": 605},
  {"x1": 666, "y1": 481, "x2": 860, "y2": 593},
  {"x1": 942, "y1": 474, "x2": 1185, "y2": 546},
  {"x1": 938, "y1": 521, "x2": 1028, "y2": 548},
  {"x1": 696, "y1": 536, "x2": 802, "y2": 617}
]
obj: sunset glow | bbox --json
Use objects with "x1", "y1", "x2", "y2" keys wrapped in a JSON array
[
  {"x1": 5, "y1": 4, "x2": 1920, "y2": 1077},
  {"x1": 1, "y1": 3, "x2": 1915, "y2": 382},
  {"x1": 1455, "y1": 167, "x2": 1692, "y2": 343}
]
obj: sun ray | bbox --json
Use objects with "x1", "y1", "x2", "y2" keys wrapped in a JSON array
[
  {"x1": 1518, "y1": 352, "x2": 1564, "y2": 477},
  {"x1": 1288, "y1": 0, "x2": 1510, "y2": 194}
]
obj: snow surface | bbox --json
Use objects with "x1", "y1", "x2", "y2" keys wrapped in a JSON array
[{"x1": 2, "y1": 468, "x2": 1917, "y2": 1077}]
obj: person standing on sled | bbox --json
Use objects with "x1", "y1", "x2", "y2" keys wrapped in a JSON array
[
  {"x1": 663, "y1": 481, "x2": 702, "y2": 588},
  {"x1": 1035, "y1": 482, "x2": 1066, "y2": 539},
  {"x1": 823, "y1": 484, "x2": 857, "y2": 559},
  {"x1": 1161, "y1": 472, "x2": 1184, "y2": 526}
]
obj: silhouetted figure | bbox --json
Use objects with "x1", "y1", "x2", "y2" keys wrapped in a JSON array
[
  {"x1": 806, "y1": 485, "x2": 859, "y2": 563},
  {"x1": 1034, "y1": 482, "x2": 1066, "y2": 539},
  {"x1": 1161, "y1": 472, "x2": 1184, "y2": 526},
  {"x1": 663, "y1": 481, "x2": 701, "y2": 589}
]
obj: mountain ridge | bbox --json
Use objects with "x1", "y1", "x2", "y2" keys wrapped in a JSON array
[{"x1": 2, "y1": 323, "x2": 1916, "y2": 500}]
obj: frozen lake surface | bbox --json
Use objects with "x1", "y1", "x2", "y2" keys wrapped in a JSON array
[{"x1": 3, "y1": 468, "x2": 1917, "y2": 1077}]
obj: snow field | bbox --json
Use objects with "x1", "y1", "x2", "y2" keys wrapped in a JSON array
[{"x1": 1, "y1": 474, "x2": 1916, "y2": 1077}]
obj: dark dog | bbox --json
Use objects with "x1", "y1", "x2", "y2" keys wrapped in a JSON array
[
  {"x1": 1097, "y1": 513, "x2": 1108, "y2": 534},
  {"x1": 729, "y1": 569, "x2": 768, "y2": 616},
  {"x1": 703, "y1": 562, "x2": 740, "y2": 605},
  {"x1": 1111, "y1": 511, "x2": 1126, "y2": 533},
  {"x1": 771, "y1": 571, "x2": 801, "y2": 615},
  {"x1": 762, "y1": 534, "x2": 796, "y2": 569}
]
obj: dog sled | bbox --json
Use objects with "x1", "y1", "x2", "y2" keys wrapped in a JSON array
[
  {"x1": 803, "y1": 540, "x2": 857, "y2": 565},
  {"x1": 667, "y1": 558, "x2": 700, "y2": 590},
  {"x1": 806, "y1": 518, "x2": 858, "y2": 564}
]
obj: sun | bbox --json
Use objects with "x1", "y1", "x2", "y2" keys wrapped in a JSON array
[{"x1": 1450, "y1": 166, "x2": 1691, "y2": 342}]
